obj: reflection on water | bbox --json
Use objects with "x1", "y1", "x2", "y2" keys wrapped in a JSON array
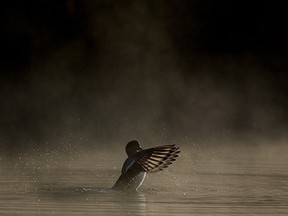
[{"x1": 0, "y1": 145, "x2": 288, "y2": 215}]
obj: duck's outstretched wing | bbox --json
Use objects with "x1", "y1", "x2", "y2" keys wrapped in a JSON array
[
  {"x1": 111, "y1": 145, "x2": 180, "y2": 191},
  {"x1": 136, "y1": 144, "x2": 180, "y2": 173}
]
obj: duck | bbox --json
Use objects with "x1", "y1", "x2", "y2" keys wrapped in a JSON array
[{"x1": 112, "y1": 140, "x2": 180, "y2": 191}]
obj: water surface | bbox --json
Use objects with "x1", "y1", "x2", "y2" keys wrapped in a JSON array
[{"x1": 0, "y1": 145, "x2": 287, "y2": 215}]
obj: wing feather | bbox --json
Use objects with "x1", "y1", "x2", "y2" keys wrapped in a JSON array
[{"x1": 135, "y1": 144, "x2": 180, "y2": 173}]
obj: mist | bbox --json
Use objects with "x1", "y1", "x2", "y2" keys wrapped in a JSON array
[{"x1": 1, "y1": 0, "x2": 288, "y2": 156}]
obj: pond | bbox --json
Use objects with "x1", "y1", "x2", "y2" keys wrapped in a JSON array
[{"x1": 0, "y1": 144, "x2": 287, "y2": 215}]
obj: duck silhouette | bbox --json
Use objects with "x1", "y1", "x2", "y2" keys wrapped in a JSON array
[{"x1": 112, "y1": 140, "x2": 180, "y2": 191}]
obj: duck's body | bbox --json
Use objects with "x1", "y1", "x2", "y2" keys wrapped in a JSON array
[{"x1": 112, "y1": 140, "x2": 180, "y2": 191}]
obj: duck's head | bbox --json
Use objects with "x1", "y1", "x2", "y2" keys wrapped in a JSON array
[{"x1": 125, "y1": 140, "x2": 142, "y2": 156}]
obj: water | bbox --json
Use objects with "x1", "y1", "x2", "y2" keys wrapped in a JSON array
[{"x1": 0, "y1": 145, "x2": 287, "y2": 215}]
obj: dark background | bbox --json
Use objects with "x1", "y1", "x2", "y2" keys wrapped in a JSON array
[{"x1": 1, "y1": 0, "x2": 288, "y2": 154}]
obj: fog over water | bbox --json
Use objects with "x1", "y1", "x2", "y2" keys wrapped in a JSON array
[
  {"x1": 1, "y1": 2, "x2": 288, "y2": 215},
  {"x1": 1, "y1": 1, "x2": 288, "y2": 157}
]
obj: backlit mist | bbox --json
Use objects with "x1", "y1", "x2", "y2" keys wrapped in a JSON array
[{"x1": 1, "y1": 0, "x2": 288, "y2": 155}]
